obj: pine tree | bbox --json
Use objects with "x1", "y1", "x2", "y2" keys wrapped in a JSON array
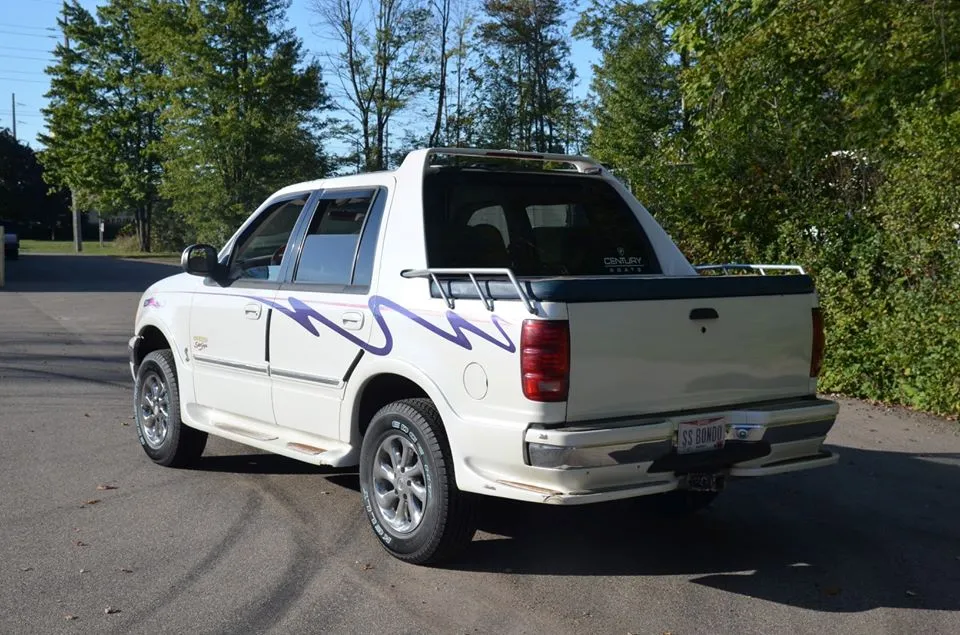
[
  {"x1": 573, "y1": 1, "x2": 679, "y2": 202},
  {"x1": 473, "y1": 0, "x2": 577, "y2": 152},
  {"x1": 42, "y1": 0, "x2": 164, "y2": 251},
  {"x1": 140, "y1": 0, "x2": 332, "y2": 243}
]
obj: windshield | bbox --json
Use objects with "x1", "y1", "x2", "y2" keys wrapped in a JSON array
[{"x1": 422, "y1": 169, "x2": 661, "y2": 276}]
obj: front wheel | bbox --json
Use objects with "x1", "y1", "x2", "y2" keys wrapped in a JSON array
[
  {"x1": 134, "y1": 349, "x2": 207, "y2": 467},
  {"x1": 359, "y1": 398, "x2": 477, "y2": 565}
]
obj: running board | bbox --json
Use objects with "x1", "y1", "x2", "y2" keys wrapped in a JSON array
[
  {"x1": 287, "y1": 442, "x2": 327, "y2": 456},
  {"x1": 184, "y1": 403, "x2": 359, "y2": 467},
  {"x1": 214, "y1": 423, "x2": 279, "y2": 442}
]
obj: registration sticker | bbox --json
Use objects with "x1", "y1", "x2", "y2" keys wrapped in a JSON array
[{"x1": 677, "y1": 416, "x2": 727, "y2": 454}]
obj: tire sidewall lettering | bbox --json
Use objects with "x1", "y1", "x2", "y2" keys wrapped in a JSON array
[
  {"x1": 361, "y1": 484, "x2": 393, "y2": 544},
  {"x1": 135, "y1": 366, "x2": 157, "y2": 450},
  {"x1": 364, "y1": 414, "x2": 435, "y2": 549}
]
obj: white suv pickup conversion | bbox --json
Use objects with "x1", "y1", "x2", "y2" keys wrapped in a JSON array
[{"x1": 129, "y1": 147, "x2": 839, "y2": 564}]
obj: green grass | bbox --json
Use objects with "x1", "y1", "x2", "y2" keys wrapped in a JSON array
[{"x1": 19, "y1": 240, "x2": 180, "y2": 259}]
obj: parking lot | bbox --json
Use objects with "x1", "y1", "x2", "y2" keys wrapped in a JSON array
[{"x1": 1, "y1": 254, "x2": 959, "y2": 634}]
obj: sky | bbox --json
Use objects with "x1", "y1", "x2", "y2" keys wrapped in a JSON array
[{"x1": 0, "y1": 0, "x2": 598, "y2": 151}]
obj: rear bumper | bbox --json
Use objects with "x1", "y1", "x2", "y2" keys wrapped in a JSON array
[{"x1": 455, "y1": 397, "x2": 840, "y2": 505}]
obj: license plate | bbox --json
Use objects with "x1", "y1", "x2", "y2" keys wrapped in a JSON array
[{"x1": 677, "y1": 417, "x2": 727, "y2": 454}]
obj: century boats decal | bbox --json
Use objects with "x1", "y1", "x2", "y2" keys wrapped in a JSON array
[{"x1": 246, "y1": 295, "x2": 516, "y2": 356}]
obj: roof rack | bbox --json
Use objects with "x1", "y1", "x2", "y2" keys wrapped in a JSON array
[
  {"x1": 399, "y1": 147, "x2": 605, "y2": 176},
  {"x1": 400, "y1": 267, "x2": 539, "y2": 315},
  {"x1": 695, "y1": 263, "x2": 807, "y2": 276}
]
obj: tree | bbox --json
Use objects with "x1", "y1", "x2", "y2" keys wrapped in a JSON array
[
  {"x1": 139, "y1": 0, "x2": 332, "y2": 244},
  {"x1": 427, "y1": 0, "x2": 451, "y2": 146},
  {"x1": 586, "y1": 0, "x2": 960, "y2": 414},
  {"x1": 41, "y1": 0, "x2": 164, "y2": 251},
  {"x1": 573, "y1": 1, "x2": 678, "y2": 205},
  {"x1": 473, "y1": 0, "x2": 578, "y2": 152},
  {"x1": 446, "y1": 0, "x2": 476, "y2": 145},
  {"x1": 313, "y1": 0, "x2": 432, "y2": 170},
  {"x1": 0, "y1": 131, "x2": 71, "y2": 238}
]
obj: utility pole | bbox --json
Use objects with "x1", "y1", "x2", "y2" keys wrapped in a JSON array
[
  {"x1": 63, "y1": 2, "x2": 82, "y2": 252},
  {"x1": 10, "y1": 94, "x2": 15, "y2": 141}
]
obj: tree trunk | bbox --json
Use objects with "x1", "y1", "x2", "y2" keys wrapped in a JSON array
[
  {"x1": 144, "y1": 204, "x2": 151, "y2": 253},
  {"x1": 137, "y1": 204, "x2": 152, "y2": 253},
  {"x1": 680, "y1": 47, "x2": 689, "y2": 136},
  {"x1": 429, "y1": 0, "x2": 450, "y2": 147}
]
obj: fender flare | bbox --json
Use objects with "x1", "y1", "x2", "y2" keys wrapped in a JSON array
[
  {"x1": 134, "y1": 318, "x2": 186, "y2": 373},
  {"x1": 340, "y1": 355, "x2": 460, "y2": 446}
]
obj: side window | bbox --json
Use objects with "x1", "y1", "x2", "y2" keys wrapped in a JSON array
[
  {"x1": 526, "y1": 204, "x2": 588, "y2": 228},
  {"x1": 468, "y1": 205, "x2": 510, "y2": 247},
  {"x1": 230, "y1": 196, "x2": 308, "y2": 282},
  {"x1": 293, "y1": 190, "x2": 380, "y2": 286},
  {"x1": 350, "y1": 190, "x2": 386, "y2": 287}
]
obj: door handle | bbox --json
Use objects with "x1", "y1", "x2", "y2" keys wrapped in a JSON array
[
  {"x1": 244, "y1": 303, "x2": 262, "y2": 320},
  {"x1": 689, "y1": 307, "x2": 719, "y2": 320},
  {"x1": 341, "y1": 311, "x2": 364, "y2": 330}
]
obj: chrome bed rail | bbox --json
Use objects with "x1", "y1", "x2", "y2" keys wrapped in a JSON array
[{"x1": 400, "y1": 267, "x2": 539, "y2": 315}]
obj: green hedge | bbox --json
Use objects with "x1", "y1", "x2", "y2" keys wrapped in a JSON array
[{"x1": 817, "y1": 270, "x2": 960, "y2": 416}]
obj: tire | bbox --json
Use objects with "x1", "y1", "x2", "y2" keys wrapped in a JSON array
[
  {"x1": 6, "y1": 248, "x2": 17, "y2": 260},
  {"x1": 652, "y1": 490, "x2": 719, "y2": 516},
  {"x1": 359, "y1": 398, "x2": 477, "y2": 565},
  {"x1": 134, "y1": 349, "x2": 207, "y2": 467}
]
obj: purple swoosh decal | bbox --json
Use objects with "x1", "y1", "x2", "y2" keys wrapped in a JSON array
[{"x1": 247, "y1": 294, "x2": 516, "y2": 356}]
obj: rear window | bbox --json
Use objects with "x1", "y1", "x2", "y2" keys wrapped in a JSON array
[{"x1": 423, "y1": 170, "x2": 661, "y2": 276}]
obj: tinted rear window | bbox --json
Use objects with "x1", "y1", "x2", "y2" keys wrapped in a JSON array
[{"x1": 423, "y1": 170, "x2": 660, "y2": 276}]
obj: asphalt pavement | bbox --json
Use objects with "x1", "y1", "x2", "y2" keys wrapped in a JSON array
[{"x1": 1, "y1": 254, "x2": 959, "y2": 634}]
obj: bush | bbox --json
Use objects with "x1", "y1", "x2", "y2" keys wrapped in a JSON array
[{"x1": 112, "y1": 223, "x2": 141, "y2": 253}]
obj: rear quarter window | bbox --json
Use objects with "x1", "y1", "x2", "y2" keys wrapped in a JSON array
[{"x1": 423, "y1": 170, "x2": 661, "y2": 276}]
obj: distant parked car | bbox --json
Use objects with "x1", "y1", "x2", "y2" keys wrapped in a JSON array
[{"x1": 1, "y1": 220, "x2": 19, "y2": 260}]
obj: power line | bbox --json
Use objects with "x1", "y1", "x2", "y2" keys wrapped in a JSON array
[
  {"x1": 0, "y1": 23, "x2": 57, "y2": 32},
  {"x1": 0, "y1": 77, "x2": 49, "y2": 83},
  {"x1": 0, "y1": 30, "x2": 58, "y2": 40},
  {"x1": 0, "y1": 69, "x2": 48, "y2": 75},
  {"x1": 0, "y1": 54, "x2": 55, "y2": 62},
  {"x1": 0, "y1": 45, "x2": 56, "y2": 54}
]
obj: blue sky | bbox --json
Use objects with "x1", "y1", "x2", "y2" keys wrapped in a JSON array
[{"x1": 0, "y1": 0, "x2": 597, "y2": 150}]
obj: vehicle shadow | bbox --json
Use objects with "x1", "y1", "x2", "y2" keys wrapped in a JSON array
[
  {"x1": 188, "y1": 453, "x2": 355, "y2": 477},
  {"x1": 441, "y1": 445, "x2": 960, "y2": 613},
  {"x1": 191, "y1": 443, "x2": 960, "y2": 613},
  {"x1": 3, "y1": 254, "x2": 179, "y2": 293}
]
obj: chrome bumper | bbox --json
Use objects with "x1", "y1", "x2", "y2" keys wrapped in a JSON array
[{"x1": 524, "y1": 397, "x2": 840, "y2": 477}]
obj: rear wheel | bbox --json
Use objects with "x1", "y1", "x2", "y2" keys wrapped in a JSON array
[
  {"x1": 359, "y1": 398, "x2": 477, "y2": 565},
  {"x1": 6, "y1": 248, "x2": 17, "y2": 260},
  {"x1": 134, "y1": 349, "x2": 207, "y2": 467}
]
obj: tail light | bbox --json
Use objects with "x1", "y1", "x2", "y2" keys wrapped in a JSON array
[
  {"x1": 521, "y1": 320, "x2": 570, "y2": 402},
  {"x1": 811, "y1": 307, "x2": 825, "y2": 377}
]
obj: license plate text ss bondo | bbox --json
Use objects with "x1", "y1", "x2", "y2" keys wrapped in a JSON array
[{"x1": 677, "y1": 416, "x2": 727, "y2": 455}]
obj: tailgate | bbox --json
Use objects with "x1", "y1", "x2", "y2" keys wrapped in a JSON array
[{"x1": 565, "y1": 290, "x2": 816, "y2": 421}]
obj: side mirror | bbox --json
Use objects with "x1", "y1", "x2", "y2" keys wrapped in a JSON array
[{"x1": 181, "y1": 244, "x2": 223, "y2": 279}]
